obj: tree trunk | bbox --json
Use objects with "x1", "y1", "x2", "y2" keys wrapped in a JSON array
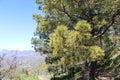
[
  {"x1": 89, "y1": 61, "x2": 97, "y2": 80},
  {"x1": 68, "y1": 67, "x2": 74, "y2": 78}
]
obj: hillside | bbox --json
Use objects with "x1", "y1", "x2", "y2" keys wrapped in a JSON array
[{"x1": 0, "y1": 49, "x2": 46, "y2": 68}]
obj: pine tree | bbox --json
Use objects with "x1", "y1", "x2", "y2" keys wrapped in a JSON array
[{"x1": 32, "y1": 0, "x2": 120, "y2": 79}]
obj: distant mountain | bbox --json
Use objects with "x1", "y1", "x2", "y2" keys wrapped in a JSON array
[{"x1": 0, "y1": 49, "x2": 46, "y2": 68}]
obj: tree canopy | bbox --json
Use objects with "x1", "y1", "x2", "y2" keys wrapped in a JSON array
[{"x1": 32, "y1": 0, "x2": 120, "y2": 79}]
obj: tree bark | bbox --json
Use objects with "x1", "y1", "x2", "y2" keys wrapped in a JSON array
[
  {"x1": 89, "y1": 61, "x2": 97, "y2": 80},
  {"x1": 68, "y1": 67, "x2": 74, "y2": 78}
]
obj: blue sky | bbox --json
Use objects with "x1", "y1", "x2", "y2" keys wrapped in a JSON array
[{"x1": 0, "y1": 0, "x2": 41, "y2": 50}]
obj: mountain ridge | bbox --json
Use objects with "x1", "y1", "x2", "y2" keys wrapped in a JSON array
[{"x1": 0, "y1": 49, "x2": 46, "y2": 68}]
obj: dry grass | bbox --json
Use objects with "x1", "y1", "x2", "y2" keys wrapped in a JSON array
[{"x1": 38, "y1": 74, "x2": 51, "y2": 80}]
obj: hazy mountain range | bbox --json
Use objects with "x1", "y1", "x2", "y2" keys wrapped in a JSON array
[{"x1": 0, "y1": 49, "x2": 46, "y2": 68}]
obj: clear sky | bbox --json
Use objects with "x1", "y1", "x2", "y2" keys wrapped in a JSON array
[{"x1": 0, "y1": 0, "x2": 41, "y2": 50}]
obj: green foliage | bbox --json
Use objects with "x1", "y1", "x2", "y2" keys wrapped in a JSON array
[
  {"x1": 49, "y1": 25, "x2": 68, "y2": 56},
  {"x1": 20, "y1": 75, "x2": 39, "y2": 80},
  {"x1": 50, "y1": 73, "x2": 71, "y2": 80},
  {"x1": 32, "y1": 0, "x2": 120, "y2": 79},
  {"x1": 75, "y1": 20, "x2": 91, "y2": 32},
  {"x1": 88, "y1": 46, "x2": 104, "y2": 61},
  {"x1": 48, "y1": 21, "x2": 104, "y2": 76}
]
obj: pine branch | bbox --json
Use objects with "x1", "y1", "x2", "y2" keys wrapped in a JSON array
[{"x1": 94, "y1": 9, "x2": 120, "y2": 38}]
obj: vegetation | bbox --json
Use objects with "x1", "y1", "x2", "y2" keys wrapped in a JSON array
[
  {"x1": 1, "y1": 0, "x2": 120, "y2": 80},
  {"x1": 0, "y1": 52, "x2": 47, "y2": 80},
  {"x1": 20, "y1": 74, "x2": 39, "y2": 80},
  {"x1": 0, "y1": 54, "x2": 20, "y2": 80},
  {"x1": 32, "y1": 0, "x2": 120, "y2": 80}
]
